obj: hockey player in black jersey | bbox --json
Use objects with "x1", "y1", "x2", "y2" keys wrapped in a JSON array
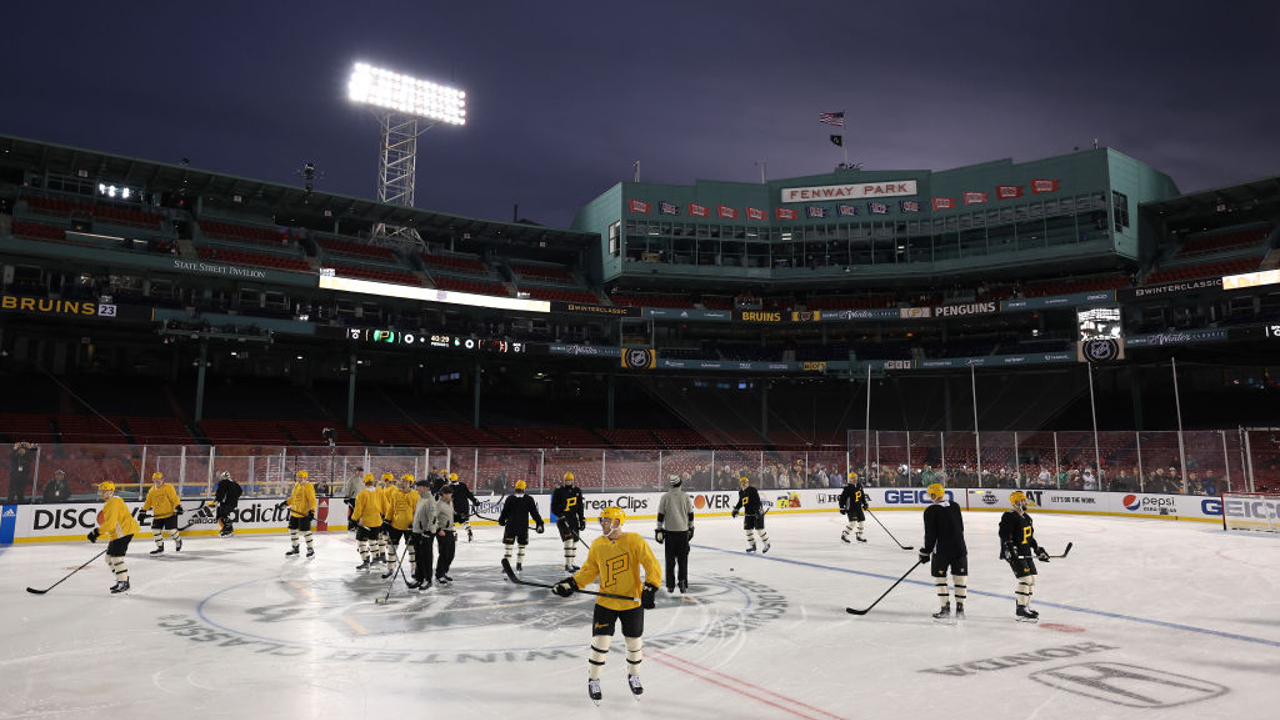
[
  {"x1": 838, "y1": 472, "x2": 869, "y2": 544},
  {"x1": 550, "y1": 472, "x2": 587, "y2": 570},
  {"x1": 999, "y1": 491, "x2": 1051, "y2": 621},
  {"x1": 731, "y1": 476, "x2": 770, "y2": 553},
  {"x1": 919, "y1": 482, "x2": 967, "y2": 620},
  {"x1": 213, "y1": 470, "x2": 242, "y2": 536},
  {"x1": 448, "y1": 473, "x2": 480, "y2": 541},
  {"x1": 498, "y1": 480, "x2": 544, "y2": 571}
]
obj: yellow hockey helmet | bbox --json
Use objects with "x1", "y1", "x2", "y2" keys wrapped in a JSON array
[
  {"x1": 847, "y1": 471, "x2": 859, "y2": 481},
  {"x1": 363, "y1": 476, "x2": 375, "y2": 486},
  {"x1": 926, "y1": 483, "x2": 945, "y2": 500},
  {"x1": 449, "y1": 473, "x2": 459, "y2": 482},
  {"x1": 1009, "y1": 491, "x2": 1031, "y2": 507},
  {"x1": 401, "y1": 473, "x2": 415, "y2": 484},
  {"x1": 98, "y1": 481, "x2": 116, "y2": 493},
  {"x1": 600, "y1": 506, "x2": 626, "y2": 525},
  {"x1": 151, "y1": 471, "x2": 164, "y2": 481},
  {"x1": 739, "y1": 476, "x2": 750, "y2": 485},
  {"x1": 514, "y1": 479, "x2": 527, "y2": 491},
  {"x1": 381, "y1": 472, "x2": 394, "y2": 482},
  {"x1": 296, "y1": 470, "x2": 309, "y2": 480},
  {"x1": 563, "y1": 472, "x2": 574, "y2": 482}
]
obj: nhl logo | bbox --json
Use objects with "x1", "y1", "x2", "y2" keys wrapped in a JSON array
[
  {"x1": 1082, "y1": 338, "x2": 1120, "y2": 363},
  {"x1": 623, "y1": 348, "x2": 654, "y2": 369}
]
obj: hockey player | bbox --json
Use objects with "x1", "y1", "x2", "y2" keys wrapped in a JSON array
[
  {"x1": 731, "y1": 476, "x2": 770, "y2": 553},
  {"x1": 279, "y1": 470, "x2": 317, "y2": 557},
  {"x1": 433, "y1": 485, "x2": 458, "y2": 584},
  {"x1": 839, "y1": 472, "x2": 869, "y2": 544},
  {"x1": 141, "y1": 471, "x2": 183, "y2": 554},
  {"x1": 408, "y1": 478, "x2": 439, "y2": 590},
  {"x1": 655, "y1": 474, "x2": 694, "y2": 593},
  {"x1": 999, "y1": 491, "x2": 1051, "y2": 621},
  {"x1": 918, "y1": 483, "x2": 968, "y2": 620},
  {"x1": 87, "y1": 481, "x2": 140, "y2": 593},
  {"x1": 351, "y1": 476, "x2": 385, "y2": 570},
  {"x1": 448, "y1": 472, "x2": 480, "y2": 542},
  {"x1": 381, "y1": 474, "x2": 418, "y2": 578},
  {"x1": 552, "y1": 507, "x2": 660, "y2": 704},
  {"x1": 550, "y1": 472, "x2": 587, "y2": 570},
  {"x1": 213, "y1": 470, "x2": 242, "y2": 537},
  {"x1": 341, "y1": 465, "x2": 366, "y2": 527},
  {"x1": 498, "y1": 479, "x2": 544, "y2": 571}
]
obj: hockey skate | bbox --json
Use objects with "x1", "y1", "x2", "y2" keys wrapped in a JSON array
[
  {"x1": 355, "y1": 560, "x2": 370, "y2": 570},
  {"x1": 856, "y1": 536, "x2": 867, "y2": 543},
  {"x1": 285, "y1": 547, "x2": 300, "y2": 556},
  {"x1": 932, "y1": 603, "x2": 951, "y2": 621},
  {"x1": 1016, "y1": 605, "x2": 1040, "y2": 622},
  {"x1": 467, "y1": 527, "x2": 473, "y2": 542},
  {"x1": 628, "y1": 674, "x2": 643, "y2": 697},
  {"x1": 175, "y1": 538, "x2": 182, "y2": 552},
  {"x1": 149, "y1": 546, "x2": 164, "y2": 555},
  {"x1": 515, "y1": 562, "x2": 523, "y2": 571},
  {"x1": 746, "y1": 545, "x2": 757, "y2": 553},
  {"x1": 305, "y1": 548, "x2": 314, "y2": 558},
  {"x1": 762, "y1": 542, "x2": 771, "y2": 554},
  {"x1": 954, "y1": 604, "x2": 965, "y2": 620},
  {"x1": 841, "y1": 534, "x2": 851, "y2": 544},
  {"x1": 110, "y1": 580, "x2": 130, "y2": 594},
  {"x1": 678, "y1": 580, "x2": 688, "y2": 594},
  {"x1": 588, "y1": 679, "x2": 602, "y2": 705}
]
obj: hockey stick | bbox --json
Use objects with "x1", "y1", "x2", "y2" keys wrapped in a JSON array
[
  {"x1": 1048, "y1": 542, "x2": 1073, "y2": 559},
  {"x1": 27, "y1": 548, "x2": 109, "y2": 595},
  {"x1": 500, "y1": 559, "x2": 637, "y2": 601},
  {"x1": 374, "y1": 543, "x2": 411, "y2": 605},
  {"x1": 846, "y1": 560, "x2": 923, "y2": 615},
  {"x1": 179, "y1": 501, "x2": 217, "y2": 532},
  {"x1": 864, "y1": 508, "x2": 915, "y2": 550}
]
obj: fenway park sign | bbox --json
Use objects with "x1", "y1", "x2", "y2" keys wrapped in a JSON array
[{"x1": 781, "y1": 180, "x2": 918, "y2": 204}]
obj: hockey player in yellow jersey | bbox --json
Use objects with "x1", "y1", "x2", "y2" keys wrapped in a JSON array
[
  {"x1": 552, "y1": 506, "x2": 660, "y2": 704},
  {"x1": 141, "y1": 471, "x2": 183, "y2": 555},
  {"x1": 279, "y1": 470, "x2": 318, "y2": 558},
  {"x1": 381, "y1": 474, "x2": 419, "y2": 579},
  {"x1": 88, "y1": 481, "x2": 141, "y2": 593},
  {"x1": 376, "y1": 472, "x2": 397, "y2": 563},
  {"x1": 351, "y1": 476, "x2": 386, "y2": 570}
]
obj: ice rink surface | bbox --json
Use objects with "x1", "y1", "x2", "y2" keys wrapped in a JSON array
[{"x1": 2, "y1": 509, "x2": 1277, "y2": 719}]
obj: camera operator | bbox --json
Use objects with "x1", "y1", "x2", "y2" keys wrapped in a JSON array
[
  {"x1": 9, "y1": 442, "x2": 37, "y2": 503},
  {"x1": 42, "y1": 468, "x2": 72, "y2": 503}
]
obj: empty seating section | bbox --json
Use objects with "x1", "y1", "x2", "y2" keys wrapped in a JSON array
[
  {"x1": 610, "y1": 292, "x2": 694, "y2": 308},
  {"x1": 120, "y1": 417, "x2": 193, "y2": 445},
  {"x1": 419, "y1": 252, "x2": 489, "y2": 274},
  {"x1": 432, "y1": 276, "x2": 510, "y2": 296},
  {"x1": 24, "y1": 195, "x2": 164, "y2": 229},
  {"x1": 701, "y1": 296, "x2": 734, "y2": 310},
  {"x1": 317, "y1": 237, "x2": 398, "y2": 262},
  {"x1": 0, "y1": 414, "x2": 59, "y2": 444},
  {"x1": 509, "y1": 262, "x2": 575, "y2": 283},
  {"x1": 596, "y1": 428, "x2": 660, "y2": 448},
  {"x1": 11, "y1": 221, "x2": 66, "y2": 242},
  {"x1": 1023, "y1": 274, "x2": 1131, "y2": 297},
  {"x1": 807, "y1": 294, "x2": 895, "y2": 310},
  {"x1": 1144, "y1": 256, "x2": 1262, "y2": 285},
  {"x1": 1174, "y1": 226, "x2": 1271, "y2": 257},
  {"x1": 329, "y1": 263, "x2": 422, "y2": 286},
  {"x1": 520, "y1": 286, "x2": 600, "y2": 303},
  {"x1": 197, "y1": 246, "x2": 312, "y2": 273},
  {"x1": 201, "y1": 220, "x2": 293, "y2": 249},
  {"x1": 356, "y1": 422, "x2": 440, "y2": 447}
]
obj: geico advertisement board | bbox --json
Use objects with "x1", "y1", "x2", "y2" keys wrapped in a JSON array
[
  {"x1": 6, "y1": 498, "x2": 334, "y2": 542},
  {"x1": 1219, "y1": 494, "x2": 1277, "y2": 527}
]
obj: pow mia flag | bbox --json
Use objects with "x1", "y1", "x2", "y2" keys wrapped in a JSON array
[
  {"x1": 621, "y1": 348, "x2": 657, "y2": 370},
  {"x1": 830, "y1": 134, "x2": 843, "y2": 147}
]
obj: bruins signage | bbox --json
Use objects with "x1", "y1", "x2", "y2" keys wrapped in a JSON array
[
  {"x1": 2, "y1": 294, "x2": 111, "y2": 318},
  {"x1": 621, "y1": 347, "x2": 657, "y2": 369},
  {"x1": 735, "y1": 310, "x2": 784, "y2": 323}
]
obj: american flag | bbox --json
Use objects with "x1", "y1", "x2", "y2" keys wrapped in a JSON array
[
  {"x1": 660, "y1": 201, "x2": 679, "y2": 215},
  {"x1": 819, "y1": 111, "x2": 845, "y2": 128},
  {"x1": 806, "y1": 206, "x2": 827, "y2": 218},
  {"x1": 837, "y1": 204, "x2": 859, "y2": 217},
  {"x1": 867, "y1": 201, "x2": 889, "y2": 215},
  {"x1": 899, "y1": 200, "x2": 920, "y2": 213}
]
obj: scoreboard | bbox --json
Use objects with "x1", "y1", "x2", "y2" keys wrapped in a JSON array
[{"x1": 319, "y1": 326, "x2": 526, "y2": 353}]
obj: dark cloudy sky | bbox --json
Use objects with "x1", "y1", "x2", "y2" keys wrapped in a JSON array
[{"x1": 7, "y1": 1, "x2": 1278, "y2": 228}]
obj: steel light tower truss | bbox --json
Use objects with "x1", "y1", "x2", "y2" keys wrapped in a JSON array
[{"x1": 348, "y1": 62, "x2": 466, "y2": 249}]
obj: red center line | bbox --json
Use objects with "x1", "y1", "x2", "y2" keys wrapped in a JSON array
[{"x1": 650, "y1": 649, "x2": 851, "y2": 720}]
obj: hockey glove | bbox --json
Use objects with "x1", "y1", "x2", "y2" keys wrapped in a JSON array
[
  {"x1": 535, "y1": 522, "x2": 545, "y2": 534},
  {"x1": 641, "y1": 584, "x2": 657, "y2": 609},
  {"x1": 306, "y1": 510, "x2": 316, "y2": 521},
  {"x1": 1035, "y1": 548, "x2": 1050, "y2": 562},
  {"x1": 498, "y1": 518, "x2": 506, "y2": 526},
  {"x1": 344, "y1": 498, "x2": 355, "y2": 508},
  {"x1": 87, "y1": 529, "x2": 100, "y2": 543},
  {"x1": 731, "y1": 509, "x2": 739, "y2": 519},
  {"x1": 136, "y1": 510, "x2": 149, "y2": 524},
  {"x1": 839, "y1": 505, "x2": 847, "y2": 513},
  {"x1": 917, "y1": 549, "x2": 931, "y2": 565},
  {"x1": 175, "y1": 505, "x2": 184, "y2": 515},
  {"x1": 687, "y1": 526, "x2": 694, "y2": 541},
  {"x1": 655, "y1": 528, "x2": 665, "y2": 544},
  {"x1": 552, "y1": 576, "x2": 578, "y2": 597},
  {"x1": 276, "y1": 501, "x2": 288, "y2": 510},
  {"x1": 1000, "y1": 543, "x2": 1014, "y2": 561}
]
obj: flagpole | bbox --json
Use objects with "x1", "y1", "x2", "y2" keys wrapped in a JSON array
[{"x1": 842, "y1": 108, "x2": 849, "y2": 168}]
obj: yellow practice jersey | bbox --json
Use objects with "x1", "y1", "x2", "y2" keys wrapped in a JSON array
[
  {"x1": 384, "y1": 486, "x2": 416, "y2": 530},
  {"x1": 142, "y1": 484, "x2": 181, "y2": 519},
  {"x1": 98, "y1": 496, "x2": 141, "y2": 541},
  {"x1": 352, "y1": 487, "x2": 385, "y2": 528},
  {"x1": 286, "y1": 481, "x2": 317, "y2": 518},
  {"x1": 573, "y1": 532, "x2": 661, "y2": 612}
]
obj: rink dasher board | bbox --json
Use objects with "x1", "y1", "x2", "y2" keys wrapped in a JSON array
[{"x1": 1, "y1": 488, "x2": 1223, "y2": 544}]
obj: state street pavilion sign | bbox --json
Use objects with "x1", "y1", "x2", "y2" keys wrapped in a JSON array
[{"x1": 780, "y1": 180, "x2": 918, "y2": 204}]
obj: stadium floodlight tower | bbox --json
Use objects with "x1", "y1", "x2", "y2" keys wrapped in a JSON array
[{"x1": 347, "y1": 61, "x2": 466, "y2": 248}]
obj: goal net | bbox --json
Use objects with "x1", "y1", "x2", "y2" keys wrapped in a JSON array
[{"x1": 1221, "y1": 492, "x2": 1280, "y2": 533}]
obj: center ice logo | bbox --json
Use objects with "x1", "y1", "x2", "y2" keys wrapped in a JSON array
[{"x1": 1123, "y1": 495, "x2": 1141, "y2": 511}]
